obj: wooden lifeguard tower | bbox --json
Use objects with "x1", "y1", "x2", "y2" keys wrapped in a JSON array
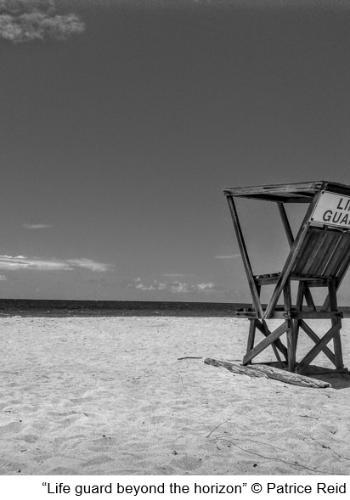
[{"x1": 224, "y1": 181, "x2": 350, "y2": 373}]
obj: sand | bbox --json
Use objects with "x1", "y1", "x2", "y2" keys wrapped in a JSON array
[{"x1": 0, "y1": 315, "x2": 349, "y2": 475}]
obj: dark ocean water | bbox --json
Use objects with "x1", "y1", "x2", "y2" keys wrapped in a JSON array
[
  {"x1": 0, "y1": 299, "x2": 248, "y2": 317},
  {"x1": 0, "y1": 300, "x2": 348, "y2": 317}
]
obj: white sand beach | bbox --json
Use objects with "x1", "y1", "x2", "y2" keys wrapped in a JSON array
[{"x1": 0, "y1": 316, "x2": 350, "y2": 475}]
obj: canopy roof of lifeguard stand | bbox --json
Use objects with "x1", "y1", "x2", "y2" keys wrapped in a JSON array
[{"x1": 224, "y1": 180, "x2": 350, "y2": 203}]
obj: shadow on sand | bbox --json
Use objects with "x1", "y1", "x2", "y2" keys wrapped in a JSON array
[
  {"x1": 263, "y1": 361, "x2": 350, "y2": 389},
  {"x1": 298, "y1": 365, "x2": 350, "y2": 390},
  {"x1": 266, "y1": 362, "x2": 350, "y2": 390}
]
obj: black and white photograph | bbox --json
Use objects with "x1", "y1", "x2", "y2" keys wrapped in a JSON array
[{"x1": 0, "y1": 0, "x2": 350, "y2": 484}]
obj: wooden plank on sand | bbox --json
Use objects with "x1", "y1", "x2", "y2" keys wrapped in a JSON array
[{"x1": 204, "y1": 358, "x2": 331, "y2": 389}]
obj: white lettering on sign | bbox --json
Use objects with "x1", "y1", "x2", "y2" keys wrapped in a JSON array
[{"x1": 311, "y1": 191, "x2": 350, "y2": 229}]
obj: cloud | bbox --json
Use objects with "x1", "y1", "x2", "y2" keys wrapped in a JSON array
[
  {"x1": 66, "y1": 258, "x2": 110, "y2": 272},
  {"x1": 130, "y1": 277, "x2": 217, "y2": 294},
  {"x1": 1, "y1": 0, "x2": 341, "y2": 44},
  {"x1": 0, "y1": 0, "x2": 85, "y2": 42},
  {"x1": 196, "y1": 282, "x2": 216, "y2": 290},
  {"x1": 0, "y1": 254, "x2": 111, "y2": 272},
  {"x1": 0, "y1": 274, "x2": 7, "y2": 280},
  {"x1": 162, "y1": 273, "x2": 187, "y2": 278},
  {"x1": 23, "y1": 223, "x2": 52, "y2": 230},
  {"x1": 0, "y1": 255, "x2": 69, "y2": 270},
  {"x1": 215, "y1": 254, "x2": 240, "y2": 259}
]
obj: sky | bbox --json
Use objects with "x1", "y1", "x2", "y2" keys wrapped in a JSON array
[{"x1": 1, "y1": 0, "x2": 350, "y2": 302}]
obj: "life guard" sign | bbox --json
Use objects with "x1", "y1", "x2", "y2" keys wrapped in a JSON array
[{"x1": 311, "y1": 191, "x2": 350, "y2": 229}]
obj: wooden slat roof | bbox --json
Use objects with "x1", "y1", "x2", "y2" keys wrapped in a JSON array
[{"x1": 224, "y1": 180, "x2": 350, "y2": 202}]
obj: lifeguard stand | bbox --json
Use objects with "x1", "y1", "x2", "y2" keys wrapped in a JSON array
[{"x1": 224, "y1": 181, "x2": 350, "y2": 373}]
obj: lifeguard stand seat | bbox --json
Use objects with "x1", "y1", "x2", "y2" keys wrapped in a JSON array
[{"x1": 224, "y1": 181, "x2": 350, "y2": 373}]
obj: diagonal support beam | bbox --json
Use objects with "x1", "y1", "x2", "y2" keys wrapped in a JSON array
[
  {"x1": 303, "y1": 286, "x2": 316, "y2": 310},
  {"x1": 277, "y1": 204, "x2": 316, "y2": 310},
  {"x1": 277, "y1": 202, "x2": 294, "y2": 246},
  {"x1": 226, "y1": 195, "x2": 264, "y2": 318},
  {"x1": 243, "y1": 321, "x2": 288, "y2": 365},
  {"x1": 299, "y1": 320, "x2": 336, "y2": 366},
  {"x1": 255, "y1": 321, "x2": 288, "y2": 360},
  {"x1": 298, "y1": 323, "x2": 339, "y2": 369}
]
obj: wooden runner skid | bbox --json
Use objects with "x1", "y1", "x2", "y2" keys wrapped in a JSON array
[{"x1": 224, "y1": 181, "x2": 350, "y2": 373}]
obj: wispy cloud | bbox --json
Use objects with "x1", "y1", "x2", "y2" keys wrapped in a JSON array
[
  {"x1": 23, "y1": 223, "x2": 52, "y2": 230},
  {"x1": 0, "y1": 0, "x2": 85, "y2": 43},
  {"x1": 215, "y1": 254, "x2": 240, "y2": 259},
  {"x1": 0, "y1": 255, "x2": 111, "y2": 272},
  {"x1": 162, "y1": 273, "x2": 187, "y2": 278},
  {"x1": 130, "y1": 277, "x2": 217, "y2": 294},
  {"x1": 67, "y1": 258, "x2": 110, "y2": 272}
]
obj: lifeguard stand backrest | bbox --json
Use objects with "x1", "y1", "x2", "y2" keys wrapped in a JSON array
[
  {"x1": 291, "y1": 227, "x2": 350, "y2": 279},
  {"x1": 291, "y1": 190, "x2": 350, "y2": 280}
]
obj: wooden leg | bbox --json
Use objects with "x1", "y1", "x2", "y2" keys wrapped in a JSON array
[
  {"x1": 292, "y1": 282, "x2": 305, "y2": 370},
  {"x1": 332, "y1": 325, "x2": 344, "y2": 370},
  {"x1": 296, "y1": 282, "x2": 304, "y2": 310},
  {"x1": 286, "y1": 319, "x2": 296, "y2": 372},
  {"x1": 293, "y1": 319, "x2": 300, "y2": 363},
  {"x1": 283, "y1": 280, "x2": 295, "y2": 372},
  {"x1": 246, "y1": 319, "x2": 256, "y2": 364},
  {"x1": 328, "y1": 279, "x2": 344, "y2": 371}
]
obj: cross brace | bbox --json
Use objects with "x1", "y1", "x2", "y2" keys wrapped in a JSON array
[{"x1": 243, "y1": 314, "x2": 343, "y2": 372}]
